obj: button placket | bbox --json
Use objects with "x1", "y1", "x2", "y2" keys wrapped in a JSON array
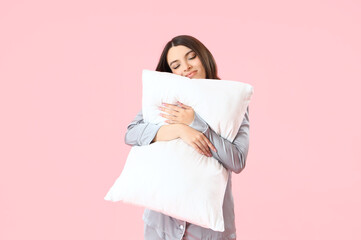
[{"x1": 178, "y1": 222, "x2": 186, "y2": 240}]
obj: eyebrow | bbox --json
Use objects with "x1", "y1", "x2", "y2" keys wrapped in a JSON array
[{"x1": 169, "y1": 50, "x2": 194, "y2": 67}]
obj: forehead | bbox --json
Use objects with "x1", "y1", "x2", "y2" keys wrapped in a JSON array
[{"x1": 167, "y1": 45, "x2": 193, "y2": 63}]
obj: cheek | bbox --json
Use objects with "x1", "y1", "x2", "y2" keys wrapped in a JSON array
[
  {"x1": 171, "y1": 69, "x2": 182, "y2": 75},
  {"x1": 195, "y1": 59, "x2": 204, "y2": 69}
]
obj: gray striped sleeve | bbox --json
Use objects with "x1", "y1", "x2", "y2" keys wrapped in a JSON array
[
  {"x1": 189, "y1": 107, "x2": 250, "y2": 174},
  {"x1": 124, "y1": 109, "x2": 162, "y2": 146}
]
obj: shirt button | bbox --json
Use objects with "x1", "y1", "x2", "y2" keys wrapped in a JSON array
[{"x1": 179, "y1": 225, "x2": 184, "y2": 230}]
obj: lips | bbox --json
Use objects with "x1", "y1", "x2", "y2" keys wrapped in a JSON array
[{"x1": 186, "y1": 70, "x2": 197, "y2": 78}]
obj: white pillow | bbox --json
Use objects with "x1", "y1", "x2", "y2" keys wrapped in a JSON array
[{"x1": 104, "y1": 69, "x2": 254, "y2": 232}]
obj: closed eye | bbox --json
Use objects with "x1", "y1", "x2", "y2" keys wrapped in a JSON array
[{"x1": 173, "y1": 55, "x2": 196, "y2": 69}]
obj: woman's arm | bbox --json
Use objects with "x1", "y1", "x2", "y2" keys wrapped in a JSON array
[
  {"x1": 124, "y1": 109, "x2": 163, "y2": 146},
  {"x1": 124, "y1": 107, "x2": 250, "y2": 174},
  {"x1": 188, "y1": 107, "x2": 250, "y2": 174},
  {"x1": 124, "y1": 109, "x2": 214, "y2": 156},
  {"x1": 124, "y1": 109, "x2": 184, "y2": 146}
]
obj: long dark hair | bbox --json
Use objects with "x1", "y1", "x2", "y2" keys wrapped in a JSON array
[{"x1": 155, "y1": 35, "x2": 221, "y2": 80}]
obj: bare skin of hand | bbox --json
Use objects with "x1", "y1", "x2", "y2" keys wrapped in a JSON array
[
  {"x1": 158, "y1": 101, "x2": 195, "y2": 125},
  {"x1": 159, "y1": 101, "x2": 217, "y2": 157}
]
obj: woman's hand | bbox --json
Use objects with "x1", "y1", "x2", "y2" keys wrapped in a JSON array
[
  {"x1": 159, "y1": 101, "x2": 195, "y2": 125},
  {"x1": 178, "y1": 124, "x2": 217, "y2": 157},
  {"x1": 159, "y1": 101, "x2": 217, "y2": 157}
]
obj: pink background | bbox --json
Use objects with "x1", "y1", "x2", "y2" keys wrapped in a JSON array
[{"x1": 1, "y1": 0, "x2": 360, "y2": 239}]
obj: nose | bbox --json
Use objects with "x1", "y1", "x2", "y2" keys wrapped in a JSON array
[{"x1": 184, "y1": 64, "x2": 192, "y2": 72}]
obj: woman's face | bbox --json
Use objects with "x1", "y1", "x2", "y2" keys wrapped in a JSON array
[{"x1": 167, "y1": 45, "x2": 206, "y2": 79}]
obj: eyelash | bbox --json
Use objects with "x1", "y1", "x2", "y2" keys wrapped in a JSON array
[{"x1": 173, "y1": 55, "x2": 196, "y2": 69}]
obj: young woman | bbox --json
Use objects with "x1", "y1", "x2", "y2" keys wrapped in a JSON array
[{"x1": 124, "y1": 35, "x2": 250, "y2": 240}]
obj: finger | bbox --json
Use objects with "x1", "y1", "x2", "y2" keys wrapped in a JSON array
[
  {"x1": 194, "y1": 140, "x2": 211, "y2": 157},
  {"x1": 203, "y1": 136, "x2": 217, "y2": 152},
  {"x1": 162, "y1": 102, "x2": 183, "y2": 112},
  {"x1": 162, "y1": 102, "x2": 177, "y2": 106},
  {"x1": 159, "y1": 106, "x2": 180, "y2": 117},
  {"x1": 198, "y1": 137, "x2": 212, "y2": 157},
  {"x1": 160, "y1": 112, "x2": 177, "y2": 121},
  {"x1": 177, "y1": 101, "x2": 191, "y2": 109},
  {"x1": 190, "y1": 142, "x2": 205, "y2": 156},
  {"x1": 159, "y1": 112, "x2": 169, "y2": 119}
]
